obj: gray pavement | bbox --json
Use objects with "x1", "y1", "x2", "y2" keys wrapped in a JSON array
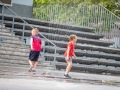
[
  {"x1": 0, "y1": 78, "x2": 120, "y2": 90},
  {"x1": 1, "y1": 65, "x2": 120, "y2": 89}
]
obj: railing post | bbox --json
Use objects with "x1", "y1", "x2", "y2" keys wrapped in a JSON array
[
  {"x1": 11, "y1": 15, "x2": 15, "y2": 36},
  {"x1": 22, "y1": 21, "x2": 25, "y2": 47},
  {"x1": 1, "y1": 5, "x2": 5, "y2": 31},
  {"x1": 41, "y1": 40, "x2": 46, "y2": 66},
  {"x1": 53, "y1": 46, "x2": 57, "y2": 70}
]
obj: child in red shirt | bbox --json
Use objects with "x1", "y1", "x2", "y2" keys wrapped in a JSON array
[
  {"x1": 64, "y1": 34, "x2": 77, "y2": 78},
  {"x1": 28, "y1": 28, "x2": 42, "y2": 73}
]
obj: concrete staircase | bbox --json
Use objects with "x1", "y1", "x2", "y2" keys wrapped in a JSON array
[
  {"x1": 0, "y1": 29, "x2": 30, "y2": 67},
  {"x1": 0, "y1": 14, "x2": 120, "y2": 75}
]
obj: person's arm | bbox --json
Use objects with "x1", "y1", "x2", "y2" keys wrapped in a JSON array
[
  {"x1": 40, "y1": 39, "x2": 42, "y2": 49},
  {"x1": 66, "y1": 46, "x2": 70, "y2": 61},
  {"x1": 73, "y1": 53, "x2": 77, "y2": 59},
  {"x1": 30, "y1": 38, "x2": 34, "y2": 50},
  {"x1": 41, "y1": 45, "x2": 42, "y2": 49}
]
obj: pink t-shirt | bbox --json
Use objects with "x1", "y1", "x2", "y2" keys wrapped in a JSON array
[{"x1": 31, "y1": 35, "x2": 42, "y2": 51}]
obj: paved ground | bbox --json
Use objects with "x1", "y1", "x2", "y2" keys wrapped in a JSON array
[
  {"x1": 0, "y1": 78, "x2": 120, "y2": 90},
  {"x1": 0, "y1": 65, "x2": 120, "y2": 90}
]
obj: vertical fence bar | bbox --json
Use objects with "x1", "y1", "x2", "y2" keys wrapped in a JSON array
[
  {"x1": 109, "y1": 12, "x2": 112, "y2": 42},
  {"x1": 107, "y1": 10, "x2": 110, "y2": 41},
  {"x1": 99, "y1": 6, "x2": 103, "y2": 35},
  {"x1": 95, "y1": 5, "x2": 98, "y2": 33},
  {"x1": 98, "y1": 5, "x2": 101, "y2": 34},
  {"x1": 81, "y1": 5, "x2": 84, "y2": 26},
  {"x1": 1, "y1": 5, "x2": 5, "y2": 31}
]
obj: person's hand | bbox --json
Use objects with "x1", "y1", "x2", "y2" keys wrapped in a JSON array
[
  {"x1": 41, "y1": 45, "x2": 42, "y2": 49},
  {"x1": 74, "y1": 55, "x2": 77, "y2": 59},
  {"x1": 31, "y1": 48, "x2": 34, "y2": 51}
]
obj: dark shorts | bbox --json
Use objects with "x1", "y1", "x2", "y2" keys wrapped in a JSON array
[{"x1": 29, "y1": 50, "x2": 40, "y2": 61}]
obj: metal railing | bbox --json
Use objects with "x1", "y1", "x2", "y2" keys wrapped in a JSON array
[
  {"x1": 33, "y1": 3, "x2": 120, "y2": 48},
  {"x1": 0, "y1": 1, "x2": 57, "y2": 69}
]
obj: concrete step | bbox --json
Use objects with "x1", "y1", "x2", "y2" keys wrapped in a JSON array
[
  {"x1": 44, "y1": 46, "x2": 120, "y2": 61},
  {"x1": 0, "y1": 58, "x2": 42, "y2": 64},
  {"x1": 0, "y1": 62, "x2": 29, "y2": 67},
  {"x1": 0, "y1": 40, "x2": 26, "y2": 45},
  {"x1": 0, "y1": 35, "x2": 20, "y2": 41},
  {"x1": 0, "y1": 31, "x2": 15, "y2": 36},
  {"x1": 3, "y1": 21, "x2": 104, "y2": 39},
  {"x1": 0, "y1": 58, "x2": 29, "y2": 64},
  {"x1": 0, "y1": 54, "x2": 28, "y2": 61},
  {"x1": 0, "y1": 54, "x2": 42, "y2": 63},
  {"x1": 0, "y1": 62, "x2": 45, "y2": 69},
  {"x1": 0, "y1": 28, "x2": 12, "y2": 33},
  {"x1": 0, "y1": 31, "x2": 25, "y2": 44},
  {"x1": 0, "y1": 42, "x2": 29, "y2": 49},
  {"x1": 0, "y1": 14, "x2": 94, "y2": 32},
  {"x1": 13, "y1": 29, "x2": 113, "y2": 47},
  {"x1": 44, "y1": 40, "x2": 120, "y2": 54},
  {"x1": 0, "y1": 58, "x2": 44, "y2": 67},
  {"x1": 44, "y1": 54, "x2": 120, "y2": 67},
  {"x1": 2, "y1": 39, "x2": 23, "y2": 44},
  {"x1": 55, "y1": 62, "x2": 120, "y2": 74},
  {"x1": 0, "y1": 46, "x2": 29, "y2": 53},
  {"x1": 78, "y1": 44, "x2": 120, "y2": 54},
  {"x1": 42, "y1": 33, "x2": 113, "y2": 47},
  {"x1": 0, "y1": 50, "x2": 29, "y2": 57}
]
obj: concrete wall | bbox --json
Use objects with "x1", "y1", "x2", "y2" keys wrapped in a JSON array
[
  {"x1": 0, "y1": 0, "x2": 33, "y2": 18},
  {"x1": 12, "y1": 0, "x2": 33, "y2": 6}
]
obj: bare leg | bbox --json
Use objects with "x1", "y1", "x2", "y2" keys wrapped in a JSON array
[
  {"x1": 29, "y1": 60, "x2": 33, "y2": 66},
  {"x1": 65, "y1": 60, "x2": 73, "y2": 75},
  {"x1": 33, "y1": 61, "x2": 38, "y2": 70},
  {"x1": 28, "y1": 60, "x2": 33, "y2": 72}
]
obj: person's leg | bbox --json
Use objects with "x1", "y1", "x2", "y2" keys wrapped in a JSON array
[
  {"x1": 28, "y1": 60, "x2": 33, "y2": 72},
  {"x1": 65, "y1": 60, "x2": 73, "y2": 75},
  {"x1": 28, "y1": 51, "x2": 34, "y2": 72},
  {"x1": 33, "y1": 61, "x2": 38, "y2": 70},
  {"x1": 32, "y1": 51, "x2": 40, "y2": 72},
  {"x1": 29, "y1": 60, "x2": 33, "y2": 66}
]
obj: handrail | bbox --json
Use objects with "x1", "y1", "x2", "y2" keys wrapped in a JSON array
[
  {"x1": 99, "y1": 4, "x2": 120, "y2": 20},
  {"x1": 0, "y1": 1, "x2": 57, "y2": 69},
  {"x1": 0, "y1": 1, "x2": 56, "y2": 47}
]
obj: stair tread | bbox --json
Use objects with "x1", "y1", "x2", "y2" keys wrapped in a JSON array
[
  {"x1": 44, "y1": 53, "x2": 120, "y2": 66},
  {"x1": 55, "y1": 62, "x2": 120, "y2": 74},
  {"x1": 12, "y1": 28, "x2": 114, "y2": 47},
  {"x1": 0, "y1": 14, "x2": 94, "y2": 32},
  {"x1": 3, "y1": 20, "x2": 103, "y2": 39},
  {"x1": 44, "y1": 46, "x2": 120, "y2": 60},
  {"x1": 0, "y1": 46, "x2": 29, "y2": 52},
  {"x1": 45, "y1": 40, "x2": 120, "y2": 54}
]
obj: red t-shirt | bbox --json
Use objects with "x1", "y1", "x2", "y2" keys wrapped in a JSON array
[
  {"x1": 64, "y1": 41, "x2": 75, "y2": 57},
  {"x1": 31, "y1": 35, "x2": 42, "y2": 51}
]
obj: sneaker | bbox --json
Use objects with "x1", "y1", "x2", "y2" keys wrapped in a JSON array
[
  {"x1": 32, "y1": 70, "x2": 36, "y2": 74},
  {"x1": 64, "y1": 74, "x2": 71, "y2": 78},
  {"x1": 28, "y1": 65, "x2": 33, "y2": 72}
]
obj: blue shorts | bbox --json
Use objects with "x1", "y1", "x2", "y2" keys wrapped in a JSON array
[
  {"x1": 29, "y1": 50, "x2": 40, "y2": 61},
  {"x1": 65, "y1": 57, "x2": 72, "y2": 62}
]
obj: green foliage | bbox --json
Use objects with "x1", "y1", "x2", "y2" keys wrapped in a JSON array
[{"x1": 33, "y1": 0, "x2": 120, "y2": 17}]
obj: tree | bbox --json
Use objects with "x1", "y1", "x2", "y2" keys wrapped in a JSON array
[{"x1": 33, "y1": 0, "x2": 120, "y2": 17}]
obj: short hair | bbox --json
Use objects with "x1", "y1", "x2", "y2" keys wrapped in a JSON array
[
  {"x1": 31, "y1": 28, "x2": 39, "y2": 35},
  {"x1": 69, "y1": 34, "x2": 77, "y2": 41}
]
